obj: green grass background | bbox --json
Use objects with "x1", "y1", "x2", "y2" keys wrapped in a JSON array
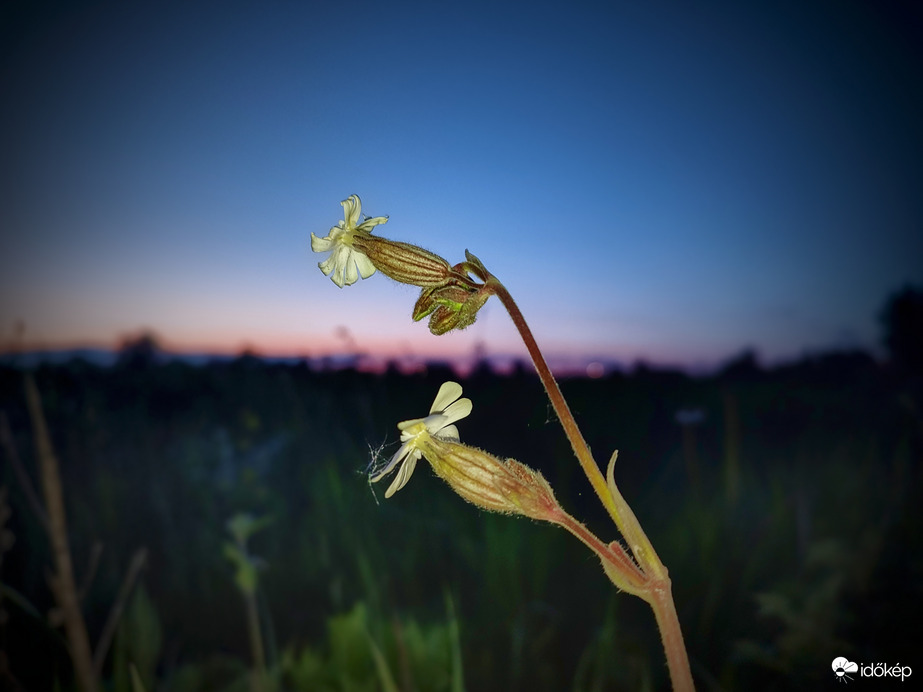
[{"x1": 1, "y1": 352, "x2": 920, "y2": 691}]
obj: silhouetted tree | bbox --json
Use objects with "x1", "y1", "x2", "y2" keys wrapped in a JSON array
[
  {"x1": 716, "y1": 348, "x2": 762, "y2": 381},
  {"x1": 880, "y1": 285, "x2": 923, "y2": 378},
  {"x1": 115, "y1": 331, "x2": 162, "y2": 369}
]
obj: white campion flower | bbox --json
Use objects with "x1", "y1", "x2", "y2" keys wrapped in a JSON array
[
  {"x1": 371, "y1": 381, "x2": 473, "y2": 498},
  {"x1": 311, "y1": 194, "x2": 388, "y2": 287}
]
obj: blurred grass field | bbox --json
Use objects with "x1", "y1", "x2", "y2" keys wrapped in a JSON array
[{"x1": 1, "y1": 350, "x2": 920, "y2": 691}]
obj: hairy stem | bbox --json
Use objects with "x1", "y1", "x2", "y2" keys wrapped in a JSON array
[
  {"x1": 487, "y1": 279, "x2": 618, "y2": 518},
  {"x1": 647, "y1": 579, "x2": 695, "y2": 692},
  {"x1": 488, "y1": 278, "x2": 658, "y2": 566},
  {"x1": 486, "y1": 276, "x2": 693, "y2": 690},
  {"x1": 548, "y1": 508, "x2": 647, "y2": 596}
]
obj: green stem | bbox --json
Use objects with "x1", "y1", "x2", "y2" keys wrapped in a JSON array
[{"x1": 245, "y1": 591, "x2": 266, "y2": 692}]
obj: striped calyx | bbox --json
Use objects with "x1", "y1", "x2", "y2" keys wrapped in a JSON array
[{"x1": 351, "y1": 235, "x2": 453, "y2": 288}]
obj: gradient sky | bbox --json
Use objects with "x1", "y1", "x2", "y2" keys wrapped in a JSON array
[{"x1": 2, "y1": 0, "x2": 921, "y2": 369}]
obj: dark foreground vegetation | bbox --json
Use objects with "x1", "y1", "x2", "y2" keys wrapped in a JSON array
[{"x1": 1, "y1": 305, "x2": 921, "y2": 691}]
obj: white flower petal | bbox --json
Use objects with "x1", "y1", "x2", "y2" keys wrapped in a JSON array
[
  {"x1": 342, "y1": 195, "x2": 361, "y2": 228},
  {"x1": 440, "y1": 398, "x2": 472, "y2": 427},
  {"x1": 420, "y1": 413, "x2": 449, "y2": 434},
  {"x1": 318, "y1": 254, "x2": 337, "y2": 276},
  {"x1": 310, "y1": 232, "x2": 333, "y2": 252},
  {"x1": 314, "y1": 196, "x2": 384, "y2": 287},
  {"x1": 355, "y1": 253, "x2": 376, "y2": 279},
  {"x1": 343, "y1": 251, "x2": 360, "y2": 286},
  {"x1": 437, "y1": 424, "x2": 459, "y2": 442},
  {"x1": 357, "y1": 215, "x2": 389, "y2": 233},
  {"x1": 384, "y1": 452, "x2": 419, "y2": 498},
  {"x1": 398, "y1": 417, "x2": 427, "y2": 433},
  {"x1": 430, "y1": 381, "x2": 463, "y2": 414},
  {"x1": 331, "y1": 252, "x2": 347, "y2": 287},
  {"x1": 372, "y1": 382, "x2": 474, "y2": 498}
]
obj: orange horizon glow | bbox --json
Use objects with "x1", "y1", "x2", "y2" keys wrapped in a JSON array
[{"x1": 3, "y1": 329, "x2": 745, "y2": 374}]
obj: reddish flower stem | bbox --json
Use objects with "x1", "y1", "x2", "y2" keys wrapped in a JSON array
[
  {"x1": 485, "y1": 275, "x2": 694, "y2": 691},
  {"x1": 486, "y1": 278, "x2": 619, "y2": 523}
]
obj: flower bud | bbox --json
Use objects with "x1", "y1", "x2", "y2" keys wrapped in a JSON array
[
  {"x1": 420, "y1": 437, "x2": 561, "y2": 521},
  {"x1": 351, "y1": 235, "x2": 453, "y2": 288},
  {"x1": 412, "y1": 284, "x2": 470, "y2": 321},
  {"x1": 412, "y1": 282, "x2": 491, "y2": 335}
]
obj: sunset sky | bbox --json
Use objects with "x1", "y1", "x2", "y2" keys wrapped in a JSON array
[{"x1": 2, "y1": 0, "x2": 921, "y2": 371}]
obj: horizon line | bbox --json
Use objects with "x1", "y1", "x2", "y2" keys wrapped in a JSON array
[{"x1": 0, "y1": 338, "x2": 882, "y2": 379}]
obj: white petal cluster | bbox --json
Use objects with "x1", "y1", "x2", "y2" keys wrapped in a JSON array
[
  {"x1": 371, "y1": 381, "x2": 473, "y2": 498},
  {"x1": 311, "y1": 195, "x2": 387, "y2": 287}
]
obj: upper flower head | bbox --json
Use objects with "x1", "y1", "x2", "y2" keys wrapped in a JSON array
[
  {"x1": 311, "y1": 195, "x2": 388, "y2": 287},
  {"x1": 370, "y1": 381, "x2": 472, "y2": 498}
]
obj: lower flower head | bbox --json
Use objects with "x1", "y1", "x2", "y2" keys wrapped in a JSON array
[
  {"x1": 311, "y1": 195, "x2": 388, "y2": 287},
  {"x1": 370, "y1": 381, "x2": 472, "y2": 498},
  {"x1": 421, "y1": 438, "x2": 561, "y2": 520}
]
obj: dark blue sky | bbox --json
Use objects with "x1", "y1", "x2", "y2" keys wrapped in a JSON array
[{"x1": 2, "y1": 0, "x2": 921, "y2": 369}]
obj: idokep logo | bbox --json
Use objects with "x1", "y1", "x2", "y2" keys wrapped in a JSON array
[
  {"x1": 831, "y1": 657, "x2": 912, "y2": 683},
  {"x1": 832, "y1": 658, "x2": 858, "y2": 683}
]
